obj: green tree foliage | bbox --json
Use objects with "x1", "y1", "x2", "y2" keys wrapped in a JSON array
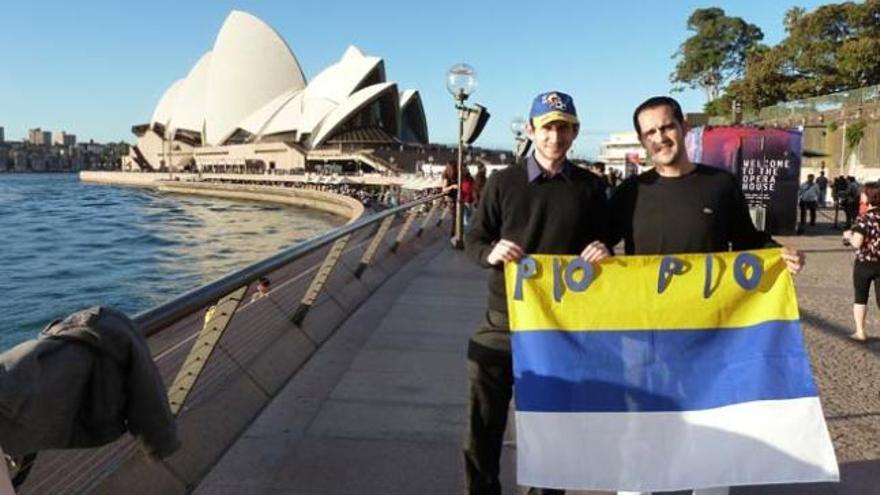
[
  {"x1": 703, "y1": 95, "x2": 732, "y2": 117},
  {"x1": 846, "y1": 120, "x2": 867, "y2": 151},
  {"x1": 727, "y1": 1, "x2": 880, "y2": 111},
  {"x1": 725, "y1": 46, "x2": 793, "y2": 110},
  {"x1": 671, "y1": 8, "x2": 765, "y2": 102}
]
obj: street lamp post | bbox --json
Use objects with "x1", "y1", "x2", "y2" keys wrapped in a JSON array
[{"x1": 446, "y1": 63, "x2": 478, "y2": 249}]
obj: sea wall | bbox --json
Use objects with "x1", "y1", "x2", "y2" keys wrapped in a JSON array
[{"x1": 79, "y1": 171, "x2": 365, "y2": 222}]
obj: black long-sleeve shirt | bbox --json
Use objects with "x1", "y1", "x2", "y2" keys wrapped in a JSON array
[
  {"x1": 465, "y1": 158, "x2": 608, "y2": 314},
  {"x1": 608, "y1": 164, "x2": 770, "y2": 255}
]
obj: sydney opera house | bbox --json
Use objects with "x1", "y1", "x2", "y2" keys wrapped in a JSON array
[{"x1": 126, "y1": 11, "x2": 428, "y2": 174}]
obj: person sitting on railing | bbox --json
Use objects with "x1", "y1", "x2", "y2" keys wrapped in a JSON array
[
  {"x1": 251, "y1": 277, "x2": 272, "y2": 302},
  {"x1": 0, "y1": 307, "x2": 180, "y2": 466}
]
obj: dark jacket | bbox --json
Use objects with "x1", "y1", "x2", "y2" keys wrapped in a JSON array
[{"x1": 0, "y1": 307, "x2": 179, "y2": 458}]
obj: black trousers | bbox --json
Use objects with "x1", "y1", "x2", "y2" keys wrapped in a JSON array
[
  {"x1": 853, "y1": 260, "x2": 880, "y2": 305},
  {"x1": 799, "y1": 200, "x2": 817, "y2": 227},
  {"x1": 844, "y1": 201, "x2": 857, "y2": 228},
  {"x1": 464, "y1": 310, "x2": 563, "y2": 495}
]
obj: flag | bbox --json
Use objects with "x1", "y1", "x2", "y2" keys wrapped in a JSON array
[{"x1": 505, "y1": 249, "x2": 838, "y2": 492}]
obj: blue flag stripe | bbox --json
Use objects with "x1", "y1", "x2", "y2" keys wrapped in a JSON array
[{"x1": 512, "y1": 319, "x2": 817, "y2": 412}]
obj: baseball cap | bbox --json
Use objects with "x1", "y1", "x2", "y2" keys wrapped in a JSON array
[{"x1": 529, "y1": 91, "x2": 579, "y2": 128}]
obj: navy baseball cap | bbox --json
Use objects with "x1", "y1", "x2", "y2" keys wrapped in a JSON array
[{"x1": 529, "y1": 91, "x2": 579, "y2": 128}]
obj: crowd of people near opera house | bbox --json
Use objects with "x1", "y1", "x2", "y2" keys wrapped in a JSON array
[
  {"x1": 797, "y1": 169, "x2": 863, "y2": 232},
  {"x1": 292, "y1": 181, "x2": 440, "y2": 211}
]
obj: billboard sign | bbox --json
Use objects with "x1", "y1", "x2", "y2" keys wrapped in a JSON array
[{"x1": 690, "y1": 127, "x2": 801, "y2": 235}]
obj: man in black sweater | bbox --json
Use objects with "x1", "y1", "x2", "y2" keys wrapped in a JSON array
[
  {"x1": 609, "y1": 97, "x2": 804, "y2": 495},
  {"x1": 463, "y1": 91, "x2": 609, "y2": 495},
  {"x1": 609, "y1": 96, "x2": 804, "y2": 267}
]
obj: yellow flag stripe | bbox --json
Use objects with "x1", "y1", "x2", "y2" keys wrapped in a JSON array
[{"x1": 504, "y1": 249, "x2": 799, "y2": 332}]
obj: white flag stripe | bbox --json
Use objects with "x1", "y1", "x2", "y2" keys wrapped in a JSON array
[{"x1": 516, "y1": 397, "x2": 839, "y2": 492}]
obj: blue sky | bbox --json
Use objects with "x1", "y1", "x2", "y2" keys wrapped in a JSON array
[{"x1": 0, "y1": 0, "x2": 831, "y2": 157}]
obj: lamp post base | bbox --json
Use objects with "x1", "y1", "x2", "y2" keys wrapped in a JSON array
[{"x1": 450, "y1": 236, "x2": 464, "y2": 250}]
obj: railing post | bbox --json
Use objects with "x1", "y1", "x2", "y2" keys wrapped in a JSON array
[
  {"x1": 390, "y1": 208, "x2": 419, "y2": 253},
  {"x1": 167, "y1": 286, "x2": 248, "y2": 416},
  {"x1": 416, "y1": 199, "x2": 441, "y2": 238},
  {"x1": 291, "y1": 235, "x2": 351, "y2": 326},
  {"x1": 437, "y1": 201, "x2": 451, "y2": 227},
  {"x1": 354, "y1": 214, "x2": 396, "y2": 278},
  {"x1": 134, "y1": 194, "x2": 446, "y2": 336}
]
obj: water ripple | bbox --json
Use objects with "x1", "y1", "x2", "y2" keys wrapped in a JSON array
[{"x1": 0, "y1": 174, "x2": 343, "y2": 349}]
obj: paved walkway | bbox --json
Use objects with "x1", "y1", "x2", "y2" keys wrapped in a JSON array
[{"x1": 195, "y1": 209, "x2": 878, "y2": 495}]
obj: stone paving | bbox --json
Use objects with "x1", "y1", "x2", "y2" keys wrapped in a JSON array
[
  {"x1": 747, "y1": 210, "x2": 880, "y2": 495},
  {"x1": 195, "y1": 209, "x2": 878, "y2": 495}
]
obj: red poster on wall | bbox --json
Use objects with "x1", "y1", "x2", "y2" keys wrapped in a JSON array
[{"x1": 691, "y1": 127, "x2": 801, "y2": 235}]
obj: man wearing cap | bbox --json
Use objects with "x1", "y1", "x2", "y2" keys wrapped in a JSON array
[{"x1": 463, "y1": 91, "x2": 610, "y2": 495}]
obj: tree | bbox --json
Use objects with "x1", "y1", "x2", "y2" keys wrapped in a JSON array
[
  {"x1": 671, "y1": 8, "x2": 765, "y2": 102},
  {"x1": 703, "y1": 95, "x2": 733, "y2": 117},
  {"x1": 726, "y1": 45, "x2": 794, "y2": 111},
  {"x1": 727, "y1": 1, "x2": 880, "y2": 111}
]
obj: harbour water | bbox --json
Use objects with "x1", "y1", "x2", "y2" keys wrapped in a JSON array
[{"x1": 0, "y1": 174, "x2": 345, "y2": 349}]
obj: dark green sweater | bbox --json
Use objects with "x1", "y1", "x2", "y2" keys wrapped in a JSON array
[{"x1": 465, "y1": 160, "x2": 608, "y2": 315}]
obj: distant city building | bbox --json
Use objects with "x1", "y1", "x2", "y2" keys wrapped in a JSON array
[
  {"x1": 0, "y1": 126, "x2": 5, "y2": 143},
  {"x1": 0, "y1": 145, "x2": 9, "y2": 171},
  {"x1": 0, "y1": 137, "x2": 125, "y2": 173},
  {"x1": 598, "y1": 131, "x2": 648, "y2": 175},
  {"x1": 126, "y1": 10, "x2": 429, "y2": 174},
  {"x1": 52, "y1": 131, "x2": 77, "y2": 146},
  {"x1": 28, "y1": 128, "x2": 54, "y2": 146},
  {"x1": 28, "y1": 128, "x2": 46, "y2": 146}
]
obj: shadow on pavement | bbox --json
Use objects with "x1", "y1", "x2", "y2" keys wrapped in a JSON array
[
  {"x1": 793, "y1": 209, "x2": 850, "y2": 237},
  {"x1": 825, "y1": 411, "x2": 880, "y2": 421},
  {"x1": 799, "y1": 247, "x2": 854, "y2": 254},
  {"x1": 732, "y1": 459, "x2": 880, "y2": 494},
  {"x1": 800, "y1": 309, "x2": 880, "y2": 358}
]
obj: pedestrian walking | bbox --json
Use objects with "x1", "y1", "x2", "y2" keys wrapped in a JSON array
[
  {"x1": 844, "y1": 182, "x2": 880, "y2": 342},
  {"x1": 845, "y1": 176, "x2": 860, "y2": 228},
  {"x1": 816, "y1": 170, "x2": 829, "y2": 207},
  {"x1": 798, "y1": 174, "x2": 820, "y2": 233}
]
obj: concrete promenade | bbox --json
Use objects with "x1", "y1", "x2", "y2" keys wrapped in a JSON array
[{"x1": 195, "y1": 209, "x2": 878, "y2": 495}]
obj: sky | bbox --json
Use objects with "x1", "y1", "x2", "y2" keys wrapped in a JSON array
[{"x1": 0, "y1": 0, "x2": 832, "y2": 158}]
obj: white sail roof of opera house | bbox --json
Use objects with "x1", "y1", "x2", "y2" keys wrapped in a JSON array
[
  {"x1": 311, "y1": 82, "x2": 399, "y2": 146},
  {"x1": 304, "y1": 45, "x2": 385, "y2": 103},
  {"x1": 399, "y1": 89, "x2": 428, "y2": 144},
  {"x1": 150, "y1": 79, "x2": 184, "y2": 132},
  {"x1": 205, "y1": 11, "x2": 307, "y2": 145},
  {"x1": 168, "y1": 51, "x2": 212, "y2": 135},
  {"x1": 143, "y1": 10, "x2": 428, "y2": 148}
]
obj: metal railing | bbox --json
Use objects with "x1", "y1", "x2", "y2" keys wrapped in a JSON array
[
  {"x1": 19, "y1": 193, "x2": 450, "y2": 495},
  {"x1": 134, "y1": 194, "x2": 440, "y2": 335}
]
